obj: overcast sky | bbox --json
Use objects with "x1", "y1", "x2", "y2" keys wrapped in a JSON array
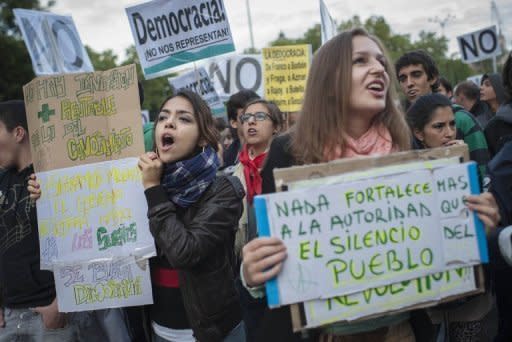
[{"x1": 51, "y1": 0, "x2": 511, "y2": 61}]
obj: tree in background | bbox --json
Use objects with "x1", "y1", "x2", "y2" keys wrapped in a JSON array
[
  {"x1": 270, "y1": 15, "x2": 474, "y2": 89},
  {"x1": 120, "y1": 45, "x2": 173, "y2": 120}
]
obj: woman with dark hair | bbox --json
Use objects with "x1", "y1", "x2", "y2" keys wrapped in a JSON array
[
  {"x1": 138, "y1": 90, "x2": 246, "y2": 342},
  {"x1": 407, "y1": 93, "x2": 463, "y2": 149},
  {"x1": 233, "y1": 99, "x2": 283, "y2": 258}
]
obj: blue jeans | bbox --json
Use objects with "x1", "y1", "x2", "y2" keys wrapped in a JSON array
[
  {"x1": 70, "y1": 309, "x2": 132, "y2": 341},
  {"x1": 0, "y1": 307, "x2": 76, "y2": 342}
]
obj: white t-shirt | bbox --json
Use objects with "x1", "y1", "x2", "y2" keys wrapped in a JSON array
[{"x1": 152, "y1": 321, "x2": 195, "y2": 342}]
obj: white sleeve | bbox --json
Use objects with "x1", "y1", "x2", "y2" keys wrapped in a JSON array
[{"x1": 239, "y1": 262, "x2": 266, "y2": 299}]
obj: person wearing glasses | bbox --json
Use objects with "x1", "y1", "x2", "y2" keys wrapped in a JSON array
[{"x1": 232, "y1": 99, "x2": 283, "y2": 341}]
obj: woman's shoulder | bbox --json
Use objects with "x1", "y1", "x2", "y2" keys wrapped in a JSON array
[{"x1": 209, "y1": 175, "x2": 246, "y2": 200}]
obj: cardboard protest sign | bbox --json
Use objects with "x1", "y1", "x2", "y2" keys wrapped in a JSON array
[
  {"x1": 206, "y1": 54, "x2": 264, "y2": 104},
  {"x1": 169, "y1": 67, "x2": 225, "y2": 117},
  {"x1": 36, "y1": 158, "x2": 156, "y2": 270},
  {"x1": 23, "y1": 65, "x2": 154, "y2": 311},
  {"x1": 262, "y1": 45, "x2": 311, "y2": 112},
  {"x1": 259, "y1": 145, "x2": 484, "y2": 329},
  {"x1": 54, "y1": 257, "x2": 153, "y2": 312},
  {"x1": 255, "y1": 158, "x2": 486, "y2": 307},
  {"x1": 13, "y1": 8, "x2": 93, "y2": 76},
  {"x1": 301, "y1": 266, "x2": 478, "y2": 328},
  {"x1": 126, "y1": 0, "x2": 235, "y2": 80},
  {"x1": 22, "y1": 64, "x2": 144, "y2": 172}
]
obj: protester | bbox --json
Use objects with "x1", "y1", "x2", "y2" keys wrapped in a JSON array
[
  {"x1": 221, "y1": 127, "x2": 234, "y2": 151},
  {"x1": 242, "y1": 28, "x2": 413, "y2": 341},
  {"x1": 407, "y1": 93, "x2": 463, "y2": 149},
  {"x1": 484, "y1": 59, "x2": 512, "y2": 158},
  {"x1": 437, "y1": 76, "x2": 453, "y2": 100},
  {"x1": 230, "y1": 99, "x2": 283, "y2": 342},
  {"x1": 453, "y1": 81, "x2": 491, "y2": 127},
  {"x1": 241, "y1": 29, "x2": 501, "y2": 342},
  {"x1": 0, "y1": 100, "x2": 76, "y2": 341},
  {"x1": 480, "y1": 73, "x2": 506, "y2": 119},
  {"x1": 222, "y1": 90, "x2": 261, "y2": 172},
  {"x1": 406, "y1": 99, "x2": 497, "y2": 341},
  {"x1": 137, "y1": 90, "x2": 245, "y2": 342},
  {"x1": 395, "y1": 50, "x2": 490, "y2": 186}
]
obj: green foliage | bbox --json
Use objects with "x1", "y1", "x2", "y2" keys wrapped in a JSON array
[
  {"x1": 270, "y1": 24, "x2": 321, "y2": 52},
  {"x1": 0, "y1": 34, "x2": 34, "y2": 100},
  {"x1": 269, "y1": 15, "x2": 474, "y2": 86},
  {"x1": 120, "y1": 45, "x2": 174, "y2": 120},
  {"x1": 85, "y1": 46, "x2": 118, "y2": 71},
  {"x1": 0, "y1": 0, "x2": 51, "y2": 100}
]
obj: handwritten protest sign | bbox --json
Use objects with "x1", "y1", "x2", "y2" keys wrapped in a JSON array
[
  {"x1": 302, "y1": 266, "x2": 477, "y2": 328},
  {"x1": 36, "y1": 157, "x2": 155, "y2": 269},
  {"x1": 54, "y1": 257, "x2": 153, "y2": 312},
  {"x1": 206, "y1": 54, "x2": 264, "y2": 104},
  {"x1": 169, "y1": 67, "x2": 225, "y2": 117},
  {"x1": 126, "y1": 0, "x2": 235, "y2": 79},
  {"x1": 22, "y1": 64, "x2": 144, "y2": 172},
  {"x1": 254, "y1": 159, "x2": 487, "y2": 308},
  {"x1": 14, "y1": 9, "x2": 93, "y2": 75},
  {"x1": 262, "y1": 45, "x2": 311, "y2": 112},
  {"x1": 23, "y1": 65, "x2": 154, "y2": 311}
]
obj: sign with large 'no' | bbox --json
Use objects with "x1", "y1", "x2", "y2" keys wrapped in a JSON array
[
  {"x1": 14, "y1": 8, "x2": 93, "y2": 75},
  {"x1": 457, "y1": 25, "x2": 501, "y2": 64}
]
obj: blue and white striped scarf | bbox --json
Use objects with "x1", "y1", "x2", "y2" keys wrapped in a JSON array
[{"x1": 161, "y1": 146, "x2": 220, "y2": 208}]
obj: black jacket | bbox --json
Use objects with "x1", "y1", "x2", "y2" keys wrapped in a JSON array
[
  {"x1": 145, "y1": 175, "x2": 244, "y2": 342},
  {"x1": 485, "y1": 102, "x2": 512, "y2": 158},
  {"x1": 0, "y1": 165, "x2": 55, "y2": 308}
]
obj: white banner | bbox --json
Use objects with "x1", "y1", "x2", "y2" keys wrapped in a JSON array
[
  {"x1": 54, "y1": 257, "x2": 153, "y2": 312},
  {"x1": 457, "y1": 26, "x2": 502, "y2": 64},
  {"x1": 36, "y1": 158, "x2": 156, "y2": 270},
  {"x1": 206, "y1": 54, "x2": 264, "y2": 104},
  {"x1": 169, "y1": 67, "x2": 225, "y2": 117},
  {"x1": 126, "y1": 0, "x2": 235, "y2": 79},
  {"x1": 255, "y1": 160, "x2": 487, "y2": 307},
  {"x1": 13, "y1": 8, "x2": 93, "y2": 75}
]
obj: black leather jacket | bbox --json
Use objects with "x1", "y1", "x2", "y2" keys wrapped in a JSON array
[{"x1": 145, "y1": 175, "x2": 245, "y2": 342}]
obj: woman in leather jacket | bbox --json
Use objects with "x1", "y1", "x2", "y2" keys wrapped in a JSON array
[{"x1": 138, "y1": 90, "x2": 246, "y2": 342}]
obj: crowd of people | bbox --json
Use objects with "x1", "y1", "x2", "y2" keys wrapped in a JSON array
[{"x1": 1, "y1": 27, "x2": 512, "y2": 342}]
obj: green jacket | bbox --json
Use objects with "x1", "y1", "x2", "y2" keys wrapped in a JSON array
[
  {"x1": 452, "y1": 104, "x2": 490, "y2": 187},
  {"x1": 143, "y1": 122, "x2": 154, "y2": 153}
]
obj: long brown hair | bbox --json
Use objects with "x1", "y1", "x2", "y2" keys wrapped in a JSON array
[{"x1": 292, "y1": 28, "x2": 411, "y2": 164}]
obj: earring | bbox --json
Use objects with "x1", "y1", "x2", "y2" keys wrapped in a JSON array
[{"x1": 202, "y1": 145, "x2": 205, "y2": 153}]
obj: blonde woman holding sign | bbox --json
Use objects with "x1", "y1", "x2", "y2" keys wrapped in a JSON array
[{"x1": 240, "y1": 28, "x2": 501, "y2": 342}]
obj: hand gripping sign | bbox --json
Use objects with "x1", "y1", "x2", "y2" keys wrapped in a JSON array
[{"x1": 254, "y1": 145, "x2": 487, "y2": 329}]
